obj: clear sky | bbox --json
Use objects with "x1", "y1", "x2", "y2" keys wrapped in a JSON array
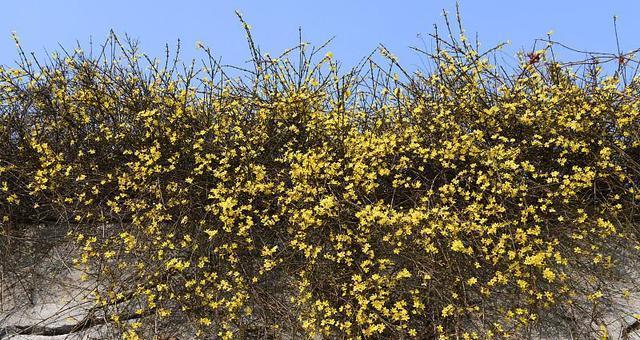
[{"x1": 1, "y1": 1, "x2": 639, "y2": 72}]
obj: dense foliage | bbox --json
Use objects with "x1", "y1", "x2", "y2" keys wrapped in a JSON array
[{"x1": 2, "y1": 18, "x2": 640, "y2": 339}]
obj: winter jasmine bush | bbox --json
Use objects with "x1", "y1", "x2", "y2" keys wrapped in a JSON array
[{"x1": 1, "y1": 14, "x2": 640, "y2": 339}]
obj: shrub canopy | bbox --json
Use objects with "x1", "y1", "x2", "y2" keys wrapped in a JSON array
[{"x1": 1, "y1": 21, "x2": 640, "y2": 339}]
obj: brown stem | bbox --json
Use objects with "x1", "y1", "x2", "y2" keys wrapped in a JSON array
[{"x1": 0, "y1": 310, "x2": 149, "y2": 339}]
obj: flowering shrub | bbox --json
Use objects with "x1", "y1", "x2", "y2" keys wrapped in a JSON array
[{"x1": 2, "y1": 19, "x2": 640, "y2": 339}]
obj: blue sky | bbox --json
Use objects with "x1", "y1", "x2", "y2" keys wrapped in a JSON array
[{"x1": 1, "y1": 1, "x2": 639, "y2": 72}]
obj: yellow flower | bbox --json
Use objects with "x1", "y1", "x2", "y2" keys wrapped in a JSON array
[
  {"x1": 542, "y1": 268, "x2": 556, "y2": 282},
  {"x1": 441, "y1": 304, "x2": 455, "y2": 318}
]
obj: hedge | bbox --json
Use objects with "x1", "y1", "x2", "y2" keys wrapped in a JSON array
[{"x1": 1, "y1": 16, "x2": 640, "y2": 339}]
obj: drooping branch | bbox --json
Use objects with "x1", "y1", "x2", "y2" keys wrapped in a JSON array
[{"x1": 0, "y1": 310, "x2": 150, "y2": 339}]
